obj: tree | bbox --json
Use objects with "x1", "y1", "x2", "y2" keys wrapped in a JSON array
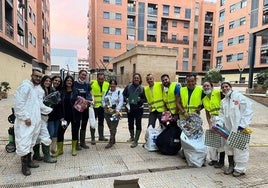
[
  {"x1": 204, "y1": 68, "x2": 223, "y2": 83},
  {"x1": 254, "y1": 69, "x2": 268, "y2": 89}
]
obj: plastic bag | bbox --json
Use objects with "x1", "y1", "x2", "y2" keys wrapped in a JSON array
[
  {"x1": 144, "y1": 125, "x2": 162, "y2": 151},
  {"x1": 89, "y1": 106, "x2": 96, "y2": 129},
  {"x1": 43, "y1": 91, "x2": 61, "y2": 108},
  {"x1": 211, "y1": 124, "x2": 230, "y2": 139},
  {"x1": 73, "y1": 96, "x2": 87, "y2": 112}
]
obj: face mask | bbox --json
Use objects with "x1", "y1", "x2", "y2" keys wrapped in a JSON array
[
  {"x1": 204, "y1": 90, "x2": 212, "y2": 95},
  {"x1": 224, "y1": 90, "x2": 232, "y2": 97}
]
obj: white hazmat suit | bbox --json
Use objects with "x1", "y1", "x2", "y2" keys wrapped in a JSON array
[
  {"x1": 14, "y1": 80, "x2": 52, "y2": 156},
  {"x1": 218, "y1": 91, "x2": 253, "y2": 173}
]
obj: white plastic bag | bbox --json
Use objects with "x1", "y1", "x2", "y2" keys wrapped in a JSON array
[
  {"x1": 180, "y1": 132, "x2": 207, "y2": 167},
  {"x1": 89, "y1": 106, "x2": 96, "y2": 129},
  {"x1": 144, "y1": 125, "x2": 162, "y2": 151}
]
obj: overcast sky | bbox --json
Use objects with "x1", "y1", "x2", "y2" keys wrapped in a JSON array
[{"x1": 50, "y1": 0, "x2": 88, "y2": 58}]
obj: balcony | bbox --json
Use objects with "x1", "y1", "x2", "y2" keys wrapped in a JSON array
[
  {"x1": 5, "y1": 21, "x2": 14, "y2": 39},
  {"x1": 161, "y1": 38, "x2": 189, "y2": 45},
  {"x1": 203, "y1": 54, "x2": 211, "y2": 60},
  {"x1": 204, "y1": 29, "x2": 212, "y2": 35}
]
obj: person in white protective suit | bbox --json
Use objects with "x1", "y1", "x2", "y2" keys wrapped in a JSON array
[
  {"x1": 14, "y1": 69, "x2": 52, "y2": 176},
  {"x1": 218, "y1": 81, "x2": 253, "y2": 177}
]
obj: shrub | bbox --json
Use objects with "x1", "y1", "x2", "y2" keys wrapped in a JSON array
[{"x1": 204, "y1": 68, "x2": 223, "y2": 83}]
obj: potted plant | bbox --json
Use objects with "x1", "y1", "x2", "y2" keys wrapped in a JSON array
[{"x1": 0, "y1": 81, "x2": 11, "y2": 99}]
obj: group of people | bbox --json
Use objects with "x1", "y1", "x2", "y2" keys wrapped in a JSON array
[{"x1": 13, "y1": 69, "x2": 253, "y2": 178}]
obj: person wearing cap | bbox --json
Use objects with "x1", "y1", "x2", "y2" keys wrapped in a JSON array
[
  {"x1": 202, "y1": 81, "x2": 225, "y2": 168},
  {"x1": 218, "y1": 81, "x2": 253, "y2": 177}
]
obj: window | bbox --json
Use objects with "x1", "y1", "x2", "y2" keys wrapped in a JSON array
[
  {"x1": 103, "y1": 12, "x2": 110, "y2": 19},
  {"x1": 115, "y1": 13, "x2": 122, "y2": 20},
  {"x1": 240, "y1": 17, "x2": 246, "y2": 25},
  {"x1": 115, "y1": 0, "x2": 121, "y2": 5},
  {"x1": 103, "y1": 41, "x2": 109, "y2": 48},
  {"x1": 216, "y1": 56, "x2": 222, "y2": 68},
  {"x1": 183, "y1": 36, "x2": 189, "y2": 42},
  {"x1": 184, "y1": 22, "x2": 189, "y2": 28},
  {"x1": 217, "y1": 41, "x2": 223, "y2": 52},
  {"x1": 103, "y1": 27, "x2": 109, "y2": 34},
  {"x1": 174, "y1": 6, "x2": 181, "y2": 14},
  {"x1": 29, "y1": 32, "x2": 33, "y2": 43},
  {"x1": 115, "y1": 28, "x2": 121, "y2": 35},
  {"x1": 115, "y1": 42, "x2": 121, "y2": 49},
  {"x1": 218, "y1": 26, "x2": 224, "y2": 37},
  {"x1": 185, "y1": 9, "x2": 191, "y2": 19},
  {"x1": 226, "y1": 55, "x2": 233, "y2": 62},
  {"x1": 228, "y1": 38, "x2": 233, "y2": 46},
  {"x1": 237, "y1": 53, "x2": 243, "y2": 60},
  {"x1": 239, "y1": 35, "x2": 244, "y2": 43},
  {"x1": 172, "y1": 21, "x2": 177, "y2": 27},
  {"x1": 171, "y1": 35, "x2": 177, "y2": 40},
  {"x1": 163, "y1": 5, "x2": 169, "y2": 16},
  {"x1": 219, "y1": 10, "x2": 225, "y2": 22},
  {"x1": 182, "y1": 61, "x2": 188, "y2": 71},
  {"x1": 241, "y1": 0, "x2": 247, "y2": 8},
  {"x1": 183, "y1": 48, "x2": 189, "y2": 58},
  {"x1": 220, "y1": 0, "x2": 225, "y2": 6},
  {"x1": 103, "y1": 56, "x2": 110, "y2": 63},
  {"x1": 229, "y1": 21, "x2": 234, "y2": 29},
  {"x1": 103, "y1": 0, "x2": 109, "y2": 3}
]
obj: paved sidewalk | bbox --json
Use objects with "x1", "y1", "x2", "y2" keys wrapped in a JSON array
[{"x1": 0, "y1": 93, "x2": 268, "y2": 188}]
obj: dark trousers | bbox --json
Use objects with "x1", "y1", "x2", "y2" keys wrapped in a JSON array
[
  {"x1": 148, "y1": 110, "x2": 162, "y2": 128},
  {"x1": 57, "y1": 120, "x2": 80, "y2": 142},
  {"x1": 127, "y1": 108, "x2": 143, "y2": 131},
  {"x1": 104, "y1": 113, "x2": 119, "y2": 135},
  {"x1": 94, "y1": 107, "x2": 104, "y2": 128},
  {"x1": 80, "y1": 108, "x2": 89, "y2": 131}
]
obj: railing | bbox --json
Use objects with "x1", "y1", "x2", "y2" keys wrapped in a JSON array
[
  {"x1": 5, "y1": 21, "x2": 14, "y2": 39},
  {"x1": 161, "y1": 38, "x2": 189, "y2": 45}
]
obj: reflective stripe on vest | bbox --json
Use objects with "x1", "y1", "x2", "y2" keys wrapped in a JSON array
[{"x1": 91, "y1": 80, "x2": 109, "y2": 108}]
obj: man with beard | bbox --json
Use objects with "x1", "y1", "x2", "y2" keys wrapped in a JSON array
[{"x1": 14, "y1": 69, "x2": 52, "y2": 176}]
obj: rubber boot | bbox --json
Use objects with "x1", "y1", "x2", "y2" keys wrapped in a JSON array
[
  {"x1": 72, "y1": 140, "x2": 77, "y2": 156},
  {"x1": 27, "y1": 152, "x2": 39, "y2": 168},
  {"x1": 224, "y1": 155, "x2": 234, "y2": 175},
  {"x1": 80, "y1": 130, "x2": 89, "y2": 149},
  {"x1": 41, "y1": 144, "x2": 57, "y2": 163},
  {"x1": 127, "y1": 129, "x2": 134, "y2": 142},
  {"x1": 98, "y1": 125, "x2": 108, "y2": 141},
  {"x1": 215, "y1": 152, "x2": 225, "y2": 168},
  {"x1": 90, "y1": 127, "x2": 96, "y2": 145},
  {"x1": 50, "y1": 137, "x2": 57, "y2": 154},
  {"x1": 21, "y1": 154, "x2": 31, "y2": 176},
  {"x1": 131, "y1": 130, "x2": 141, "y2": 148},
  {"x1": 52, "y1": 142, "x2": 64, "y2": 157},
  {"x1": 105, "y1": 133, "x2": 115, "y2": 149},
  {"x1": 33, "y1": 144, "x2": 43, "y2": 161}
]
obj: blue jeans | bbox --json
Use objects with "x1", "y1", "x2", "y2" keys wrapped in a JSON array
[{"x1": 47, "y1": 120, "x2": 60, "y2": 138}]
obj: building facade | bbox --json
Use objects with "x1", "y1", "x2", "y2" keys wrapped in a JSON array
[
  {"x1": 213, "y1": 0, "x2": 268, "y2": 84},
  {"x1": 88, "y1": 0, "x2": 216, "y2": 79},
  {"x1": 0, "y1": 0, "x2": 50, "y2": 93},
  {"x1": 78, "y1": 58, "x2": 90, "y2": 73}
]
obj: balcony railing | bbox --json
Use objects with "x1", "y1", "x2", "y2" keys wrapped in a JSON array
[
  {"x1": 161, "y1": 38, "x2": 189, "y2": 45},
  {"x1": 5, "y1": 21, "x2": 14, "y2": 39}
]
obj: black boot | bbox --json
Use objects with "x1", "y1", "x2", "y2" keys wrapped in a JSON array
[
  {"x1": 42, "y1": 144, "x2": 57, "y2": 163},
  {"x1": 80, "y1": 130, "x2": 89, "y2": 149},
  {"x1": 33, "y1": 144, "x2": 43, "y2": 161},
  {"x1": 131, "y1": 130, "x2": 141, "y2": 148},
  {"x1": 224, "y1": 155, "x2": 234, "y2": 175},
  {"x1": 105, "y1": 133, "x2": 115, "y2": 149},
  {"x1": 21, "y1": 154, "x2": 31, "y2": 176},
  {"x1": 90, "y1": 127, "x2": 96, "y2": 145},
  {"x1": 27, "y1": 152, "x2": 39, "y2": 168},
  {"x1": 127, "y1": 129, "x2": 134, "y2": 142},
  {"x1": 215, "y1": 152, "x2": 225, "y2": 168}
]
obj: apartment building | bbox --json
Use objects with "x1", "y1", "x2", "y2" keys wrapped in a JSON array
[
  {"x1": 78, "y1": 58, "x2": 90, "y2": 73},
  {"x1": 0, "y1": 0, "x2": 50, "y2": 93},
  {"x1": 88, "y1": 0, "x2": 216, "y2": 79},
  {"x1": 213, "y1": 0, "x2": 268, "y2": 84}
]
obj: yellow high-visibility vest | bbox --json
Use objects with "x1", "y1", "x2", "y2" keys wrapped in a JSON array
[
  {"x1": 91, "y1": 80, "x2": 109, "y2": 108},
  {"x1": 180, "y1": 86, "x2": 202, "y2": 115},
  {"x1": 144, "y1": 82, "x2": 166, "y2": 112},
  {"x1": 202, "y1": 89, "x2": 221, "y2": 115},
  {"x1": 162, "y1": 82, "x2": 178, "y2": 114}
]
